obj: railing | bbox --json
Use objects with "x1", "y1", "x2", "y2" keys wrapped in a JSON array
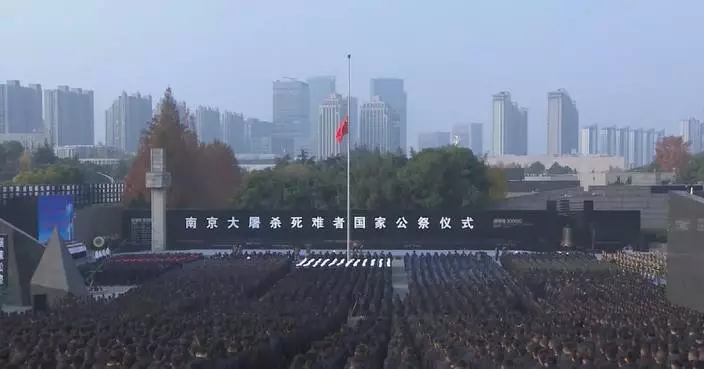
[{"x1": 0, "y1": 183, "x2": 124, "y2": 206}]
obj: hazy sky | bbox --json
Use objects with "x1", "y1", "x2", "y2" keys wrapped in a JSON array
[{"x1": 2, "y1": 0, "x2": 703, "y2": 154}]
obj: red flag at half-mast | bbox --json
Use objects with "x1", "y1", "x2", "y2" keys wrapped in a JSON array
[{"x1": 335, "y1": 115, "x2": 349, "y2": 143}]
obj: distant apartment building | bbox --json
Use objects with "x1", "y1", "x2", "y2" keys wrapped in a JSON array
[
  {"x1": 317, "y1": 93, "x2": 352, "y2": 160},
  {"x1": 681, "y1": 118, "x2": 702, "y2": 154},
  {"x1": 359, "y1": 97, "x2": 392, "y2": 152},
  {"x1": 470, "y1": 123, "x2": 483, "y2": 155},
  {"x1": 54, "y1": 145, "x2": 124, "y2": 159},
  {"x1": 44, "y1": 86, "x2": 94, "y2": 146},
  {"x1": 246, "y1": 118, "x2": 274, "y2": 155},
  {"x1": 222, "y1": 111, "x2": 246, "y2": 153},
  {"x1": 417, "y1": 131, "x2": 451, "y2": 150},
  {"x1": 451, "y1": 123, "x2": 484, "y2": 155},
  {"x1": 307, "y1": 76, "x2": 336, "y2": 150},
  {"x1": 0, "y1": 132, "x2": 47, "y2": 151},
  {"x1": 105, "y1": 92, "x2": 152, "y2": 154},
  {"x1": 491, "y1": 92, "x2": 527, "y2": 155},
  {"x1": 0, "y1": 80, "x2": 43, "y2": 134},
  {"x1": 617, "y1": 127, "x2": 631, "y2": 166},
  {"x1": 273, "y1": 78, "x2": 309, "y2": 155},
  {"x1": 598, "y1": 126, "x2": 618, "y2": 156},
  {"x1": 579, "y1": 125, "x2": 599, "y2": 155},
  {"x1": 195, "y1": 106, "x2": 221, "y2": 143},
  {"x1": 371, "y1": 78, "x2": 407, "y2": 153},
  {"x1": 546, "y1": 89, "x2": 579, "y2": 156}
]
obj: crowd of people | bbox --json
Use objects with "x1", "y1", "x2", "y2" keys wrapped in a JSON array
[{"x1": 0, "y1": 248, "x2": 701, "y2": 369}]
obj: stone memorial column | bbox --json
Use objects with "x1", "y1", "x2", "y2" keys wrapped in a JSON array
[{"x1": 145, "y1": 149, "x2": 171, "y2": 252}]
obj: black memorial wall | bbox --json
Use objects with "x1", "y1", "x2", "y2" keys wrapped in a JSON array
[{"x1": 122, "y1": 209, "x2": 642, "y2": 251}]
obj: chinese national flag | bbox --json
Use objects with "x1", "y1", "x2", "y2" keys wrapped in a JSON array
[{"x1": 335, "y1": 115, "x2": 349, "y2": 143}]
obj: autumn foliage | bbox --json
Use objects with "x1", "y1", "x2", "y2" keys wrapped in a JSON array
[
  {"x1": 655, "y1": 135, "x2": 690, "y2": 173},
  {"x1": 123, "y1": 89, "x2": 241, "y2": 209}
]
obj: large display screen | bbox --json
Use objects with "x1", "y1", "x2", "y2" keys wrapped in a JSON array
[
  {"x1": 37, "y1": 195, "x2": 75, "y2": 244},
  {"x1": 0, "y1": 234, "x2": 7, "y2": 286}
]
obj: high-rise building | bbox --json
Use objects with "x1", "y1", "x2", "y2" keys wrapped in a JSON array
[
  {"x1": 491, "y1": 92, "x2": 527, "y2": 155},
  {"x1": 644, "y1": 129, "x2": 657, "y2": 165},
  {"x1": 246, "y1": 118, "x2": 274, "y2": 155},
  {"x1": 599, "y1": 126, "x2": 617, "y2": 156},
  {"x1": 417, "y1": 132, "x2": 451, "y2": 150},
  {"x1": 617, "y1": 127, "x2": 631, "y2": 166},
  {"x1": 307, "y1": 76, "x2": 336, "y2": 150},
  {"x1": 450, "y1": 123, "x2": 483, "y2": 155},
  {"x1": 359, "y1": 97, "x2": 392, "y2": 152},
  {"x1": 316, "y1": 93, "x2": 352, "y2": 160},
  {"x1": 632, "y1": 128, "x2": 645, "y2": 167},
  {"x1": 370, "y1": 78, "x2": 407, "y2": 153},
  {"x1": 273, "y1": 78, "x2": 309, "y2": 154},
  {"x1": 680, "y1": 118, "x2": 702, "y2": 154},
  {"x1": 470, "y1": 123, "x2": 483, "y2": 155},
  {"x1": 222, "y1": 111, "x2": 246, "y2": 153},
  {"x1": 44, "y1": 86, "x2": 94, "y2": 146},
  {"x1": 451, "y1": 124, "x2": 470, "y2": 149},
  {"x1": 105, "y1": 92, "x2": 152, "y2": 153},
  {"x1": 547, "y1": 89, "x2": 579, "y2": 156},
  {"x1": 195, "y1": 106, "x2": 221, "y2": 143},
  {"x1": 0, "y1": 80, "x2": 43, "y2": 134},
  {"x1": 579, "y1": 124, "x2": 599, "y2": 155}
]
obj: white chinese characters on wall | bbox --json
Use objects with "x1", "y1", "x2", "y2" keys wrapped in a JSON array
[{"x1": 184, "y1": 216, "x2": 475, "y2": 231}]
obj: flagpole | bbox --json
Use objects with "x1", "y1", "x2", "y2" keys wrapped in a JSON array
[{"x1": 346, "y1": 54, "x2": 352, "y2": 262}]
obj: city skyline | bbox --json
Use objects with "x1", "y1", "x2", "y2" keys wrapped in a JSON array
[
  {"x1": 0, "y1": 77, "x2": 692, "y2": 159},
  {"x1": 2, "y1": 1, "x2": 701, "y2": 155}
]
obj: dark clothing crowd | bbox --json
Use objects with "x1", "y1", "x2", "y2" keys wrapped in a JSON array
[{"x1": 0, "y1": 250, "x2": 702, "y2": 369}]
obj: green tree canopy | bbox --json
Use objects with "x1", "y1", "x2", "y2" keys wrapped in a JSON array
[
  {"x1": 546, "y1": 162, "x2": 574, "y2": 175},
  {"x1": 13, "y1": 163, "x2": 85, "y2": 185},
  {"x1": 525, "y1": 161, "x2": 546, "y2": 175},
  {"x1": 32, "y1": 141, "x2": 58, "y2": 166},
  {"x1": 233, "y1": 146, "x2": 502, "y2": 211}
]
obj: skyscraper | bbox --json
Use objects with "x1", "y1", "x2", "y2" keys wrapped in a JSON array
[
  {"x1": 222, "y1": 111, "x2": 246, "y2": 153},
  {"x1": 579, "y1": 124, "x2": 599, "y2": 155},
  {"x1": 470, "y1": 123, "x2": 483, "y2": 155},
  {"x1": 491, "y1": 92, "x2": 527, "y2": 155},
  {"x1": 317, "y1": 93, "x2": 351, "y2": 160},
  {"x1": 44, "y1": 86, "x2": 94, "y2": 146},
  {"x1": 105, "y1": 92, "x2": 152, "y2": 153},
  {"x1": 680, "y1": 118, "x2": 702, "y2": 154},
  {"x1": 359, "y1": 97, "x2": 392, "y2": 152},
  {"x1": 451, "y1": 123, "x2": 483, "y2": 155},
  {"x1": 307, "y1": 76, "x2": 336, "y2": 150},
  {"x1": 632, "y1": 128, "x2": 645, "y2": 167},
  {"x1": 599, "y1": 126, "x2": 617, "y2": 156},
  {"x1": 417, "y1": 132, "x2": 451, "y2": 150},
  {"x1": 195, "y1": 106, "x2": 221, "y2": 143},
  {"x1": 547, "y1": 89, "x2": 579, "y2": 156},
  {"x1": 617, "y1": 127, "x2": 631, "y2": 166},
  {"x1": 0, "y1": 80, "x2": 43, "y2": 134},
  {"x1": 451, "y1": 124, "x2": 470, "y2": 149},
  {"x1": 370, "y1": 78, "x2": 407, "y2": 153},
  {"x1": 273, "y1": 78, "x2": 309, "y2": 154}
]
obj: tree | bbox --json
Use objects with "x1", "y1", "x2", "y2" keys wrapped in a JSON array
[
  {"x1": 487, "y1": 166, "x2": 508, "y2": 200},
  {"x1": 32, "y1": 141, "x2": 58, "y2": 166},
  {"x1": 546, "y1": 162, "x2": 572, "y2": 175},
  {"x1": 197, "y1": 141, "x2": 241, "y2": 208},
  {"x1": 233, "y1": 147, "x2": 494, "y2": 211},
  {"x1": 655, "y1": 136, "x2": 690, "y2": 174},
  {"x1": 19, "y1": 151, "x2": 33, "y2": 172},
  {"x1": 123, "y1": 88, "x2": 241, "y2": 209},
  {"x1": 13, "y1": 163, "x2": 84, "y2": 185},
  {"x1": 525, "y1": 161, "x2": 546, "y2": 175}
]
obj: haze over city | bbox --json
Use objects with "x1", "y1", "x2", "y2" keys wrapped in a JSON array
[{"x1": 2, "y1": 0, "x2": 704, "y2": 154}]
